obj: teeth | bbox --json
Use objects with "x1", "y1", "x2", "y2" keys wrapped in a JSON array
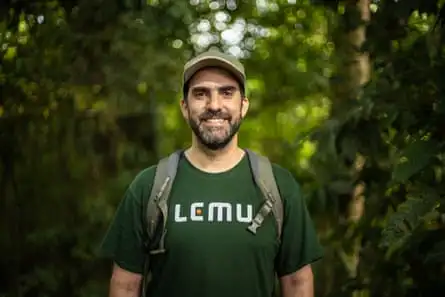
[{"x1": 206, "y1": 119, "x2": 225, "y2": 122}]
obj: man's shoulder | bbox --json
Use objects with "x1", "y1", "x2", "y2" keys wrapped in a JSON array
[
  {"x1": 131, "y1": 164, "x2": 157, "y2": 184},
  {"x1": 269, "y1": 161, "x2": 302, "y2": 200},
  {"x1": 132, "y1": 164, "x2": 157, "y2": 183},
  {"x1": 270, "y1": 162, "x2": 293, "y2": 181},
  {"x1": 127, "y1": 164, "x2": 158, "y2": 200}
]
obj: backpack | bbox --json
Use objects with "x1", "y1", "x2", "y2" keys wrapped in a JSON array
[{"x1": 141, "y1": 149, "x2": 283, "y2": 296}]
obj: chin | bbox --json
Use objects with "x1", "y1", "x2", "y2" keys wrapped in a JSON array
[{"x1": 201, "y1": 136, "x2": 235, "y2": 151}]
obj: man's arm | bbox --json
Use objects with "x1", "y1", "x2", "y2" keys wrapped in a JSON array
[
  {"x1": 272, "y1": 167, "x2": 323, "y2": 297},
  {"x1": 280, "y1": 264, "x2": 314, "y2": 297},
  {"x1": 99, "y1": 169, "x2": 155, "y2": 297},
  {"x1": 109, "y1": 263, "x2": 143, "y2": 297}
]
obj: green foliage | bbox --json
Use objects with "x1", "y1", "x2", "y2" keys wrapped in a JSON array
[
  {"x1": 381, "y1": 186, "x2": 441, "y2": 252},
  {"x1": 307, "y1": 0, "x2": 445, "y2": 296},
  {"x1": 391, "y1": 139, "x2": 440, "y2": 182}
]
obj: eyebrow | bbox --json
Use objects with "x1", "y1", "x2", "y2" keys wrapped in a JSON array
[{"x1": 191, "y1": 85, "x2": 238, "y2": 92}]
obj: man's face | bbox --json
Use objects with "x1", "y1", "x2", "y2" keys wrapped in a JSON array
[{"x1": 180, "y1": 67, "x2": 249, "y2": 151}]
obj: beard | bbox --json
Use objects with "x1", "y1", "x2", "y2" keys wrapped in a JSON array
[{"x1": 188, "y1": 109, "x2": 242, "y2": 151}]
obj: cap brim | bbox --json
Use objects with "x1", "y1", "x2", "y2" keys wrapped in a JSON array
[{"x1": 183, "y1": 57, "x2": 245, "y2": 86}]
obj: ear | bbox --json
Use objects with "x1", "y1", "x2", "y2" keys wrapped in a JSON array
[
  {"x1": 241, "y1": 96, "x2": 249, "y2": 118},
  {"x1": 180, "y1": 98, "x2": 189, "y2": 120}
]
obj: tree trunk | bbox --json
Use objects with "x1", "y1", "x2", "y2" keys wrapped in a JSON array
[{"x1": 333, "y1": 0, "x2": 370, "y2": 295}]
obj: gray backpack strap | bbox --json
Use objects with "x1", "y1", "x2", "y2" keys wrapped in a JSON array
[
  {"x1": 142, "y1": 151, "x2": 181, "y2": 297},
  {"x1": 146, "y1": 150, "x2": 182, "y2": 253},
  {"x1": 245, "y1": 149, "x2": 284, "y2": 239}
]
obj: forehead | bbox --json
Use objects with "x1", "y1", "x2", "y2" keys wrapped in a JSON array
[{"x1": 188, "y1": 67, "x2": 239, "y2": 88}]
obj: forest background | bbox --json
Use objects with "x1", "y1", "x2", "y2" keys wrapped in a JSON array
[{"x1": 1, "y1": 0, "x2": 445, "y2": 296}]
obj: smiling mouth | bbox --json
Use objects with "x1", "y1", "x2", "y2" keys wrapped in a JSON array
[{"x1": 201, "y1": 118, "x2": 228, "y2": 126}]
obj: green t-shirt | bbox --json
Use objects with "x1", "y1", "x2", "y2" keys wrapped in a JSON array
[{"x1": 100, "y1": 154, "x2": 323, "y2": 297}]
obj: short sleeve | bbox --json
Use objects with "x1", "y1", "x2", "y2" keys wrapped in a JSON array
[
  {"x1": 275, "y1": 173, "x2": 324, "y2": 277},
  {"x1": 99, "y1": 187, "x2": 146, "y2": 274}
]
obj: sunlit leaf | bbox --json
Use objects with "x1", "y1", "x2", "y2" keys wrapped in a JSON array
[{"x1": 392, "y1": 139, "x2": 438, "y2": 182}]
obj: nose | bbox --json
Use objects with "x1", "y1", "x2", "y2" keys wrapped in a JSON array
[{"x1": 207, "y1": 92, "x2": 223, "y2": 111}]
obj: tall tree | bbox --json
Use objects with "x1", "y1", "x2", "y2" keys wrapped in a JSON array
[
  {"x1": 310, "y1": 0, "x2": 371, "y2": 295},
  {"x1": 334, "y1": 0, "x2": 370, "y2": 284}
]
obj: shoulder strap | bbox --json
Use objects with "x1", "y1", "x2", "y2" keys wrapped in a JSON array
[
  {"x1": 142, "y1": 151, "x2": 182, "y2": 297},
  {"x1": 245, "y1": 149, "x2": 284, "y2": 239},
  {"x1": 146, "y1": 150, "x2": 182, "y2": 254}
]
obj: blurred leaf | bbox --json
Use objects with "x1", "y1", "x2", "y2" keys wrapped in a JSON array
[
  {"x1": 380, "y1": 187, "x2": 440, "y2": 251},
  {"x1": 392, "y1": 139, "x2": 439, "y2": 182}
]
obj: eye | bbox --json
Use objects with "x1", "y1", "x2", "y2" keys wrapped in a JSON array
[
  {"x1": 194, "y1": 91, "x2": 206, "y2": 98},
  {"x1": 222, "y1": 90, "x2": 234, "y2": 97}
]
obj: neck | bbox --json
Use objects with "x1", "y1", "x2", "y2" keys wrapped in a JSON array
[{"x1": 185, "y1": 135, "x2": 245, "y2": 173}]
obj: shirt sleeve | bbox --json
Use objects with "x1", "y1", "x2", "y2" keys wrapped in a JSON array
[
  {"x1": 275, "y1": 173, "x2": 324, "y2": 277},
  {"x1": 99, "y1": 186, "x2": 146, "y2": 274}
]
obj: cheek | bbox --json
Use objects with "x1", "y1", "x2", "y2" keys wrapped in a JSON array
[
  {"x1": 187, "y1": 107, "x2": 203, "y2": 121},
  {"x1": 231, "y1": 105, "x2": 243, "y2": 117}
]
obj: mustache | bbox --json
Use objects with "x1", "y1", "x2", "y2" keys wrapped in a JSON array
[{"x1": 199, "y1": 111, "x2": 231, "y2": 121}]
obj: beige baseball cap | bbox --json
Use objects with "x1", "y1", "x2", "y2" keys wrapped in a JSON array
[{"x1": 182, "y1": 47, "x2": 246, "y2": 90}]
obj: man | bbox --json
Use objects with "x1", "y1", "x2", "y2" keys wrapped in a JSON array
[{"x1": 100, "y1": 48, "x2": 323, "y2": 297}]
